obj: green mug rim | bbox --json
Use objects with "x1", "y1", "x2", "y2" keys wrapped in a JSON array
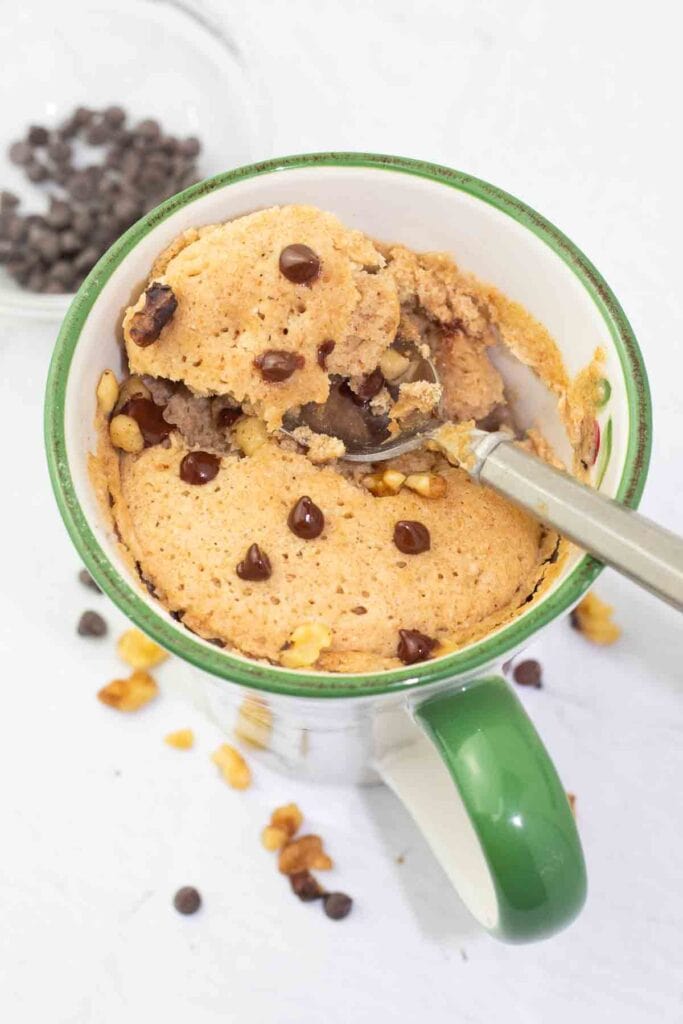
[{"x1": 44, "y1": 151, "x2": 652, "y2": 699}]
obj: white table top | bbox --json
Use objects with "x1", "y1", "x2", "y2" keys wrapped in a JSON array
[{"x1": 2, "y1": 1, "x2": 682, "y2": 1020}]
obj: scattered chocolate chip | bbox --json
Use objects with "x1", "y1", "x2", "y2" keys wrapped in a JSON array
[
  {"x1": 290, "y1": 871, "x2": 326, "y2": 902},
  {"x1": 26, "y1": 161, "x2": 49, "y2": 183},
  {"x1": 351, "y1": 606, "x2": 367, "y2": 615},
  {"x1": 393, "y1": 520, "x2": 431, "y2": 555},
  {"x1": 78, "y1": 568, "x2": 101, "y2": 593},
  {"x1": 216, "y1": 406, "x2": 242, "y2": 429},
  {"x1": 397, "y1": 628, "x2": 436, "y2": 665},
  {"x1": 27, "y1": 125, "x2": 49, "y2": 146},
  {"x1": 254, "y1": 349, "x2": 305, "y2": 383},
  {"x1": 236, "y1": 543, "x2": 272, "y2": 581},
  {"x1": 103, "y1": 105, "x2": 126, "y2": 127},
  {"x1": 129, "y1": 282, "x2": 177, "y2": 346},
  {"x1": 179, "y1": 136, "x2": 201, "y2": 158},
  {"x1": 353, "y1": 367, "x2": 385, "y2": 402},
  {"x1": 120, "y1": 397, "x2": 173, "y2": 446},
  {"x1": 323, "y1": 892, "x2": 353, "y2": 920},
  {"x1": 279, "y1": 243, "x2": 321, "y2": 284},
  {"x1": 179, "y1": 450, "x2": 221, "y2": 485},
  {"x1": 77, "y1": 610, "x2": 107, "y2": 637},
  {"x1": 9, "y1": 141, "x2": 33, "y2": 166},
  {"x1": 288, "y1": 495, "x2": 324, "y2": 540},
  {"x1": 513, "y1": 659, "x2": 543, "y2": 688},
  {"x1": 317, "y1": 339, "x2": 335, "y2": 370},
  {"x1": 0, "y1": 191, "x2": 19, "y2": 212},
  {"x1": 173, "y1": 886, "x2": 201, "y2": 915}
]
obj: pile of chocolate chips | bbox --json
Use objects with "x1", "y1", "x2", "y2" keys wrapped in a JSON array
[{"x1": 0, "y1": 105, "x2": 202, "y2": 294}]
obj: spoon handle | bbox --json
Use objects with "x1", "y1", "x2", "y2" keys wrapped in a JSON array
[{"x1": 480, "y1": 440, "x2": 683, "y2": 611}]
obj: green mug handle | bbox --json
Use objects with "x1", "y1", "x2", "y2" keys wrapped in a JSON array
[{"x1": 380, "y1": 676, "x2": 586, "y2": 942}]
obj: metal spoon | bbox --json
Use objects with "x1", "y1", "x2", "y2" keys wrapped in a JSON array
[{"x1": 284, "y1": 357, "x2": 683, "y2": 611}]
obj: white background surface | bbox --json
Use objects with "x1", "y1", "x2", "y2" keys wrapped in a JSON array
[{"x1": 2, "y1": 0, "x2": 683, "y2": 1021}]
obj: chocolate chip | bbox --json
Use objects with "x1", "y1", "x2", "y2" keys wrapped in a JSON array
[
  {"x1": 179, "y1": 450, "x2": 221, "y2": 485},
  {"x1": 9, "y1": 141, "x2": 33, "y2": 166},
  {"x1": 26, "y1": 161, "x2": 49, "y2": 183},
  {"x1": 103, "y1": 105, "x2": 126, "y2": 127},
  {"x1": 216, "y1": 406, "x2": 242, "y2": 429},
  {"x1": 323, "y1": 892, "x2": 353, "y2": 920},
  {"x1": 317, "y1": 339, "x2": 335, "y2": 370},
  {"x1": 78, "y1": 568, "x2": 101, "y2": 593},
  {"x1": 120, "y1": 397, "x2": 173, "y2": 446},
  {"x1": 513, "y1": 659, "x2": 542, "y2": 688},
  {"x1": 0, "y1": 191, "x2": 19, "y2": 212},
  {"x1": 179, "y1": 136, "x2": 201, "y2": 157},
  {"x1": 290, "y1": 871, "x2": 326, "y2": 902},
  {"x1": 393, "y1": 520, "x2": 430, "y2": 555},
  {"x1": 279, "y1": 244, "x2": 320, "y2": 284},
  {"x1": 74, "y1": 246, "x2": 101, "y2": 273},
  {"x1": 136, "y1": 118, "x2": 161, "y2": 140},
  {"x1": 173, "y1": 886, "x2": 201, "y2": 915},
  {"x1": 288, "y1": 495, "x2": 324, "y2": 540},
  {"x1": 351, "y1": 606, "x2": 367, "y2": 615},
  {"x1": 46, "y1": 199, "x2": 72, "y2": 230},
  {"x1": 353, "y1": 367, "x2": 385, "y2": 402},
  {"x1": 73, "y1": 106, "x2": 94, "y2": 126},
  {"x1": 59, "y1": 229, "x2": 81, "y2": 255},
  {"x1": 236, "y1": 543, "x2": 272, "y2": 581},
  {"x1": 254, "y1": 349, "x2": 304, "y2": 383},
  {"x1": 129, "y1": 282, "x2": 178, "y2": 346},
  {"x1": 85, "y1": 121, "x2": 110, "y2": 146},
  {"x1": 47, "y1": 138, "x2": 72, "y2": 163},
  {"x1": 27, "y1": 125, "x2": 49, "y2": 146},
  {"x1": 397, "y1": 628, "x2": 436, "y2": 665},
  {"x1": 77, "y1": 610, "x2": 107, "y2": 637}
]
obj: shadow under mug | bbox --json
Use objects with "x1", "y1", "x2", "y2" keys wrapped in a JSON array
[{"x1": 44, "y1": 153, "x2": 652, "y2": 942}]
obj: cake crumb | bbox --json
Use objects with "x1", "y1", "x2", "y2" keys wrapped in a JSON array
[{"x1": 290, "y1": 425, "x2": 346, "y2": 463}]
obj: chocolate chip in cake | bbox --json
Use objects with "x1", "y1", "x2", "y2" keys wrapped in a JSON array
[
  {"x1": 393, "y1": 520, "x2": 430, "y2": 555},
  {"x1": 120, "y1": 397, "x2": 172, "y2": 446},
  {"x1": 236, "y1": 543, "x2": 272, "y2": 581},
  {"x1": 353, "y1": 367, "x2": 385, "y2": 402},
  {"x1": 179, "y1": 451, "x2": 221, "y2": 485},
  {"x1": 173, "y1": 886, "x2": 201, "y2": 915},
  {"x1": 129, "y1": 282, "x2": 178, "y2": 346},
  {"x1": 513, "y1": 659, "x2": 543, "y2": 688},
  {"x1": 216, "y1": 406, "x2": 242, "y2": 429},
  {"x1": 397, "y1": 628, "x2": 436, "y2": 665},
  {"x1": 279, "y1": 243, "x2": 320, "y2": 284},
  {"x1": 78, "y1": 568, "x2": 101, "y2": 593},
  {"x1": 317, "y1": 339, "x2": 335, "y2": 370},
  {"x1": 288, "y1": 496, "x2": 324, "y2": 540},
  {"x1": 323, "y1": 892, "x2": 353, "y2": 920},
  {"x1": 254, "y1": 349, "x2": 305, "y2": 383},
  {"x1": 290, "y1": 871, "x2": 326, "y2": 902},
  {"x1": 77, "y1": 610, "x2": 107, "y2": 637}
]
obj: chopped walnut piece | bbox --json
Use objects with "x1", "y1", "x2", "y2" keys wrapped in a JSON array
[
  {"x1": 404, "y1": 472, "x2": 447, "y2": 499},
  {"x1": 211, "y1": 743, "x2": 251, "y2": 789},
  {"x1": 109, "y1": 413, "x2": 144, "y2": 453},
  {"x1": 117, "y1": 628, "x2": 169, "y2": 669},
  {"x1": 278, "y1": 834, "x2": 333, "y2": 875},
  {"x1": 129, "y1": 282, "x2": 178, "y2": 346},
  {"x1": 233, "y1": 415, "x2": 268, "y2": 456},
  {"x1": 261, "y1": 826, "x2": 289, "y2": 851},
  {"x1": 363, "y1": 469, "x2": 406, "y2": 497},
  {"x1": 271, "y1": 803, "x2": 303, "y2": 838},
  {"x1": 98, "y1": 670, "x2": 158, "y2": 711},
  {"x1": 571, "y1": 592, "x2": 620, "y2": 645},
  {"x1": 165, "y1": 729, "x2": 194, "y2": 750}
]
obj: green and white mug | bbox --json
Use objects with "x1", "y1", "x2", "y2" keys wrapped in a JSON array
[{"x1": 45, "y1": 154, "x2": 651, "y2": 942}]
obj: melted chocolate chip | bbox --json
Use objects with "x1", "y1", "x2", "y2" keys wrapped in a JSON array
[
  {"x1": 173, "y1": 886, "x2": 201, "y2": 915},
  {"x1": 216, "y1": 406, "x2": 242, "y2": 429},
  {"x1": 317, "y1": 339, "x2": 335, "y2": 370},
  {"x1": 393, "y1": 520, "x2": 431, "y2": 555},
  {"x1": 179, "y1": 450, "x2": 220, "y2": 485},
  {"x1": 352, "y1": 367, "x2": 385, "y2": 402},
  {"x1": 323, "y1": 892, "x2": 353, "y2": 920},
  {"x1": 513, "y1": 659, "x2": 543, "y2": 688},
  {"x1": 236, "y1": 543, "x2": 272, "y2": 581},
  {"x1": 129, "y1": 282, "x2": 177, "y2": 346},
  {"x1": 397, "y1": 629, "x2": 436, "y2": 665},
  {"x1": 120, "y1": 397, "x2": 172, "y2": 446},
  {"x1": 254, "y1": 349, "x2": 305, "y2": 383},
  {"x1": 279, "y1": 243, "x2": 320, "y2": 284},
  {"x1": 288, "y1": 495, "x2": 324, "y2": 540}
]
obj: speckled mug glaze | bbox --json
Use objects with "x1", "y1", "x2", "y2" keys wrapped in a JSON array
[{"x1": 45, "y1": 154, "x2": 651, "y2": 942}]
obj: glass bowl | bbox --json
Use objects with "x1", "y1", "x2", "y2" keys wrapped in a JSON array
[{"x1": 0, "y1": 0, "x2": 266, "y2": 320}]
